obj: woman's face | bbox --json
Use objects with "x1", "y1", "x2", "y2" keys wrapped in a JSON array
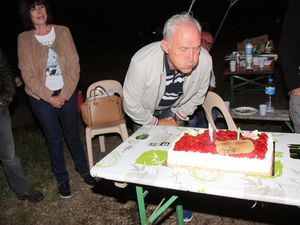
[{"x1": 30, "y1": 3, "x2": 47, "y2": 27}]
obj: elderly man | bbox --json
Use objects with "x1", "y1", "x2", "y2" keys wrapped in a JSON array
[
  {"x1": 123, "y1": 13, "x2": 212, "y2": 222},
  {"x1": 123, "y1": 13, "x2": 212, "y2": 131}
]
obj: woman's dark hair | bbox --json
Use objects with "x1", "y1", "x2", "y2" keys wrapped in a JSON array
[{"x1": 19, "y1": 0, "x2": 54, "y2": 30}]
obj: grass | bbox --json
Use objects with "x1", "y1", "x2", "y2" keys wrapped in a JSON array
[
  {"x1": 0, "y1": 106, "x2": 53, "y2": 202},
  {"x1": 0, "y1": 103, "x2": 96, "y2": 225}
]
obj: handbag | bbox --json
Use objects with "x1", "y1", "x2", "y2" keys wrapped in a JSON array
[{"x1": 80, "y1": 86, "x2": 124, "y2": 128}]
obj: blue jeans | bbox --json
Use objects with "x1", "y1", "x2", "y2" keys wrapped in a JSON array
[
  {"x1": 188, "y1": 106, "x2": 217, "y2": 128},
  {"x1": 28, "y1": 91, "x2": 89, "y2": 184},
  {"x1": 0, "y1": 107, "x2": 31, "y2": 197}
]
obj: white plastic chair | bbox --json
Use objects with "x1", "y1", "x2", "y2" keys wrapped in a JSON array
[
  {"x1": 202, "y1": 91, "x2": 238, "y2": 131},
  {"x1": 84, "y1": 80, "x2": 129, "y2": 169}
]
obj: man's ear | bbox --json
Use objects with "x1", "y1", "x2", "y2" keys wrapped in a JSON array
[{"x1": 161, "y1": 39, "x2": 169, "y2": 54}]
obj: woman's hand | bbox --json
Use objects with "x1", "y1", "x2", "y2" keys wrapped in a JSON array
[{"x1": 48, "y1": 96, "x2": 65, "y2": 108}]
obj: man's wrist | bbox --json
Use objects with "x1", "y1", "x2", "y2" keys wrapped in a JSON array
[{"x1": 174, "y1": 116, "x2": 185, "y2": 126}]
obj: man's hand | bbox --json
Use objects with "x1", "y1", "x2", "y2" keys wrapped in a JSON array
[{"x1": 157, "y1": 117, "x2": 178, "y2": 126}]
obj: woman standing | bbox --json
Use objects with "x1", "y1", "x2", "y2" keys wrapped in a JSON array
[{"x1": 18, "y1": 0, "x2": 96, "y2": 198}]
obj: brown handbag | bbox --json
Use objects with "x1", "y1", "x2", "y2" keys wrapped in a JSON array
[{"x1": 80, "y1": 86, "x2": 124, "y2": 128}]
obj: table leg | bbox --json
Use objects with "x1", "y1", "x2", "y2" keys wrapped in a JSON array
[
  {"x1": 176, "y1": 204, "x2": 184, "y2": 225},
  {"x1": 135, "y1": 185, "x2": 182, "y2": 225},
  {"x1": 285, "y1": 121, "x2": 295, "y2": 133},
  {"x1": 136, "y1": 186, "x2": 147, "y2": 225}
]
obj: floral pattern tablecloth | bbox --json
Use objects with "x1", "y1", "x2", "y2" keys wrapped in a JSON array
[{"x1": 91, "y1": 126, "x2": 300, "y2": 207}]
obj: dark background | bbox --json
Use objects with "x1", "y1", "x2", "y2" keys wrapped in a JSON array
[{"x1": 1, "y1": 0, "x2": 289, "y2": 82}]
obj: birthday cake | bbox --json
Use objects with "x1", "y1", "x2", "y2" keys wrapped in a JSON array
[{"x1": 167, "y1": 129, "x2": 274, "y2": 176}]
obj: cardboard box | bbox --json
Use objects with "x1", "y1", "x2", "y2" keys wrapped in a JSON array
[{"x1": 236, "y1": 34, "x2": 273, "y2": 53}]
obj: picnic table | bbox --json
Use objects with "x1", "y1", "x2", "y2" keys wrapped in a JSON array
[
  {"x1": 217, "y1": 109, "x2": 293, "y2": 132},
  {"x1": 91, "y1": 125, "x2": 300, "y2": 224},
  {"x1": 224, "y1": 60, "x2": 275, "y2": 107}
]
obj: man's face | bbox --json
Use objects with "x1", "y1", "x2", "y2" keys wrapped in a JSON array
[
  {"x1": 161, "y1": 22, "x2": 201, "y2": 74},
  {"x1": 201, "y1": 32, "x2": 213, "y2": 52}
]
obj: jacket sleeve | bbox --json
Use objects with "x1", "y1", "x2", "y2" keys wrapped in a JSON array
[
  {"x1": 0, "y1": 46, "x2": 16, "y2": 106},
  {"x1": 18, "y1": 34, "x2": 53, "y2": 101},
  {"x1": 59, "y1": 27, "x2": 80, "y2": 100},
  {"x1": 123, "y1": 60, "x2": 158, "y2": 125}
]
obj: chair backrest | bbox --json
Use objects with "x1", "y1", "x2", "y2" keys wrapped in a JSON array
[
  {"x1": 202, "y1": 91, "x2": 238, "y2": 131},
  {"x1": 86, "y1": 80, "x2": 123, "y2": 98}
]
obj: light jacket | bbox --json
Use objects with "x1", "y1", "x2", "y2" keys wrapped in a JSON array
[
  {"x1": 18, "y1": 25, "x2": 80, "y2": 101},
  {"x1": 123, "y1": 41, "x2": 212, "y2": 125}
]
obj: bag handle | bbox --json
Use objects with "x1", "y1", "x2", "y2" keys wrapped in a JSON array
[{"x1": 89, "y1": 86, "x2": 109, "y2": 98}]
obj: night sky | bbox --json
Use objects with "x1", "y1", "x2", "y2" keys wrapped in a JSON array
[{"x1": 2, "y1": 0, "x2": 289, "y2": 66}]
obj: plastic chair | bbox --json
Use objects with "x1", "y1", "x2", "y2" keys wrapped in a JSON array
[
  {"x1": 202, "y1": 91, "x2": 238, "y2": 131},
  {"x1": 84, "y1": 80, "x2": 129, "y2": 169}
]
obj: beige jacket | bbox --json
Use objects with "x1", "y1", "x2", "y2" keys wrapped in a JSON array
[
  {"x1": 18, "y1": 25, "x2": 80, "y2": 101},
  {"x1": 123, "y1": 42, "x2": 212, "y2": 125}
]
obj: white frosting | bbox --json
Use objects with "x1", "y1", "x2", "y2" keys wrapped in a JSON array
[{"x1": 167, "y1": 129, "x2": 273, "y2": 175}]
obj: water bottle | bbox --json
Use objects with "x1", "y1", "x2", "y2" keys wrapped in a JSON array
[
  {"x1": 265, "y1": 76, "x2": 276, "y2": 113},
  {"x1": 245, "y1": 40, "x2": 253, "y2": 70}
]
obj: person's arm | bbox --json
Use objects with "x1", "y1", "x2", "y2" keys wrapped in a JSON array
[
  {"x1": 208, "y1": 69, "x2": 216, "y2": 92},
  {"x1": 280, "y1": 0, "x2": 300, "y2": 91},
  {"x1": 59, "y1": 27, "x2": 80, "y2": 101},
  {"x1": 18, "y1": 33, "x2": 53, "y2": 101},
  {"x1": 123, "y1": 60, "x2": 158, "y2": 125},
  {"x1": 0, "y1": 47, "x2": 16, "y2": 106}
]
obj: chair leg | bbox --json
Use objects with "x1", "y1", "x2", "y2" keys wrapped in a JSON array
[
  {"x1": 85, "y1": 129, "x2": 94, "y2": 169},
  {"x1": 120, "y1": 124, "x2": 129, "y2": 140},
  {"x1": 99, "y1": 135, "x2": 106, "y2": 152}
]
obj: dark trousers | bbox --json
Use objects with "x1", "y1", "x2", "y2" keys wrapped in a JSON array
[
  {"x1": 0, "y1": 107, "x2": 31, "y2": 196},
  {"x1": 28, "y1": 92, "x2": 89, "y2": 184},
  {"x1": 188, "y1": 106, "x2": 217, "y2": 128}
]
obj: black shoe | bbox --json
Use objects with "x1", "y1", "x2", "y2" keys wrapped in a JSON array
[
  {"x1": 58, "y1": 182, "x2": 71, "y2": 198},
  {"x1": 82, "y1": 174, "x2": 97, "y2": 188},
  {"x1": 18, "y1": 189, "x2": 44, "y2": 203}
]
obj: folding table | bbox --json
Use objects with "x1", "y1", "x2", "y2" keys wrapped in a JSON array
[
  {"x1": 224, "y1": 62, "x2": 275, "y2": 107},
  {"x1": 91, "y1": 125, "x2": 300, "y2": 224}
]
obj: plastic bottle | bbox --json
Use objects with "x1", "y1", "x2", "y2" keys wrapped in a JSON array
[
  {"x1": 236, "y1": 52, "x2": 240, "y2": 65},
  {"x1": 245, "y1": 40, "x2": 253, "y2": 70},
  {"x1": 265, "y1": 76, "x2": 276, "y2": 113}
]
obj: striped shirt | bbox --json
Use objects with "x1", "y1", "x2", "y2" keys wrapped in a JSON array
[{"x1": 157, "y1": 55, "x2": 184, "y2": 110}]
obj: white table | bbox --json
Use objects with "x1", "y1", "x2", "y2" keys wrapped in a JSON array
[{"x1": 91, "y1": 126, "x2": 300, "y2": 224}]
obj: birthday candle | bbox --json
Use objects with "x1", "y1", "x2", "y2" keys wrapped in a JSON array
[
  {"x1": 237, "y1": 128, "x2": 241, "y2": 140},
  {"x1": 208, "y1": 123, "x2": 213, "y2": 142}
]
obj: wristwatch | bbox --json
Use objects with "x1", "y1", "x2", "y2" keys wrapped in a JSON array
[{"x1": 174, "y1": 116, "x2": 185, "y2": 126}]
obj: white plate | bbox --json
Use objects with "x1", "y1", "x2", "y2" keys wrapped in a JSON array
[{"x1": 232, "y1": 107, "x2": 258, "y2": 115}]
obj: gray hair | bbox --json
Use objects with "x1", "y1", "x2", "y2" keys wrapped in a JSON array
[{"x1": 163, "y1": 13, "x2": 202, "y2": 40}]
